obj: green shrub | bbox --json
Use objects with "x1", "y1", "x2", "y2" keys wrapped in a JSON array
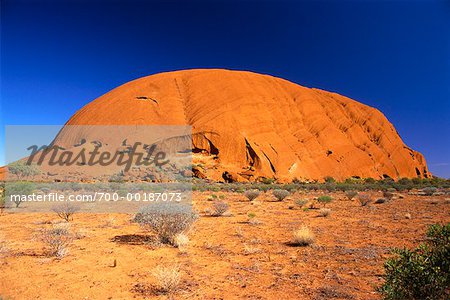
[
  {"x1": 324, "y1": 176, "x2": 336, "y2": 183},
  {"x1": 412, "y1": 177, "x2": 422, "y2": 185},
  {"x1": 378, "y1": 223, "x2": 449, "y2": 300},
  {"x1": 261, "y1": 178, "x2": 275, "y2": 184},
  {"x1": 324, "y1": 183, "x2": 336, "y2": 192},
  {"x1": 364, "y1": 177, "x2": 376, "y2": 184},
  {"x1": 247, "y1": 212, "x2": 256, "y2": 219},
  {"x1": 317, "y1": 195, "x2": 333, "y2": 207},
  {"x1": 272, "y1": 189, "x2": 289, "y2": 201}
]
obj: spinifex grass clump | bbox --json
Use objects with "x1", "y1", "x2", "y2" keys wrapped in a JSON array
[
  {"x1": 134, "y1": 202, "x2": 198, "y2": 245},
  {"x1": 272, "y1": 189, "x2": 289, "y2": 201},
  {"x1": 378, "y1": 223, "x2": 449, "y2": 300},
  {"x1": 317, "y1": 195, "x2": 333, "y2": 207}
]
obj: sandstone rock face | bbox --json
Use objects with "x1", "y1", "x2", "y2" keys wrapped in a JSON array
[{"x1": 59, "y1": 69, "x2": 429, "y2": 182}]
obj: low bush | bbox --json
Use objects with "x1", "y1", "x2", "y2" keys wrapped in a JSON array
[
  {"x1": 358, "y1": 194, "x2": 371, "y2": 206},
  {"x1": 383, "y1": 191, "x2": 394, "y2": 200},
  {"x1": 324, "y1": 183, "x2": 336, "y2": 192},
  {"x1": 244, "y1": 190, "x2": 260, "y2": 201},
  {"x1": 378, "y1": 223, "x2": 449, "y2": 300},
  {"x1": 324, "y1": 176, "x2": 336, "y2": 183},
  {"x1": 295, "y1": 199, "x2": 308, "y2": 207},
  {"x1": 211, "y1": 200, "x2": 229, "y2": 216},
  {"x1": 422, "y1": 187, "x2": 437, "y2": 196},
  {"x1": 345, "y1": 191, "x2": 358, "y2": 201},
  {"x1": 38, "y1": 224, "x2": 72, "y2": 258},
  {"x1": 272, "y1": 189, "x2": 289, "y2": 201},
  {"x1": 134, "y1": 202, "x2": 198, "y2": 245}
]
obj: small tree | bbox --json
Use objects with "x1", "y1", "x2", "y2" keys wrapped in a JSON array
[
  {"x1": 52, "y1": 202, "x2": 80, "y2": 222},
  {"x1": 8, "y1": 161, "x2": 40, "y2": 179},
  {"x1": 6, "y1": 181, "x2": 35, "y2": 208},
  {"x1": 317, "y1": 195, "x2": 333, "y2": 207},
  {"x1": 272, "y1": 189, "x2": 289, "y2": 201},
  {"x1": 378, "y1": 223, "x2": 449, "y2": 300}
]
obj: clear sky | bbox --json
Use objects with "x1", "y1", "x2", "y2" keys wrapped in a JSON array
[{"x1": 1, "y1": 0, "x2": 449, "y2": 178}]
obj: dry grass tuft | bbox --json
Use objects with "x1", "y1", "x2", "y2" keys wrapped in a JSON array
[
  {"x1": 319, "y1": 208, "x2": 331, "y2": 217},
  {"x1": 243, "y1": 244, "x2": 261, "y2": 255},
  {"x1": 292, "y1": 226, "x2": 315, "y2": 246},
  {"x1": 151, "y1": 264, "x2": 181, "y2": 294},
  {"x1": 173, "y1": 233, "x2": 189, "y2": 252}
]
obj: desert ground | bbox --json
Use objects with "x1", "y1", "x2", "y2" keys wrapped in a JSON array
[{"x1": 0, "y1": 189, "x2": 449, "y2": 299}]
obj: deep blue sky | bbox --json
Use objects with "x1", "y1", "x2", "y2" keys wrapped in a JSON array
[{"x1": 1, "y1": 0, "x2": 449, "y2": 178}]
